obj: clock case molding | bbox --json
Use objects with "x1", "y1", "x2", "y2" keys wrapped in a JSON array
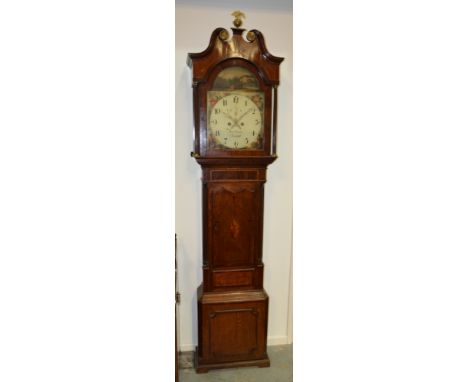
[{"x1": 187, "y1": 26, "x2": 283, "y2": 373}]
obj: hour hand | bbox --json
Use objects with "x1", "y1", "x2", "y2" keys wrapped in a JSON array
[
  {"x1": 222, "y1": 111, "x2": 241, "y2": 128},
  {"x1": 222, "y1": 111, "x2": 236, "y2": 122}
]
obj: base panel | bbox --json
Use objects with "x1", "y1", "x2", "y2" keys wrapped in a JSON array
[
  {"x1": 196, "y1": 287, "x2": 270, "y2": 373},
  {"x1": 194, "y1": 347, "x2": 270, "y2": 373}
]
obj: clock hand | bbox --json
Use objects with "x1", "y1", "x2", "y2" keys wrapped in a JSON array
[
  {"x1": 236, "y1": 109, "x2": 252, "y2": 124},
  {"x1": 230, "y1": 108, "x2": 254, "y2": 130},
  {"x1": 222, "y1": 111, "x2": 241, "y2": 129},
  {"x1": 222, "y1": 111, "x2": 235, "y2": 121}
]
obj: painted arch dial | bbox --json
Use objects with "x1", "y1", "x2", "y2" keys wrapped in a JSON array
[{"x1": 207, "y1": 92, "x2": 264, "y2": 150}]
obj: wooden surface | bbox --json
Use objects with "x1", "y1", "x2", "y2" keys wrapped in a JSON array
[
  {"x1": 187, "y1": 27, "x2": 283, "y2": 159},
  {"x1": 175, "y1": 235, "x2": 179, "y2": 382},
  {"x1": 187, "y1": 25, "x2": 283, "y2": 373},
  {"x1": 195, "y1": 287, "x2": 270, "y2": 372},
  {"x1": 181, "y1": 345, "x2": 292, "y2": 381}
]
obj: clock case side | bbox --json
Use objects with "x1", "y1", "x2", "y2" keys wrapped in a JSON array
[{"x1": 187, "y1": 27, "x2": 284, "y2": 162}]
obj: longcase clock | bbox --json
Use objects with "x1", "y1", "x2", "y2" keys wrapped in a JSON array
[{"x1": 187, "y1": 12, "x2": 283, "y2": 373}]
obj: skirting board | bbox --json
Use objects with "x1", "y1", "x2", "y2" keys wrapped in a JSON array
[{"x1": 179, "y1": 335, "x2": 291, "y2": 352}]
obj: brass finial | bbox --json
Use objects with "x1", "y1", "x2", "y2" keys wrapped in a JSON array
[
  {"x1": 231, "y1": 10, "x2": 245, "y2": 28},
  {"x1": 219, "y1": 29, "x2": 229, "y2": 41}
]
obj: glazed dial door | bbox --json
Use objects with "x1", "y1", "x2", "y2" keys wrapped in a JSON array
[{"x1": 206, "y1": 66, "x2": 265, "y2": 151}]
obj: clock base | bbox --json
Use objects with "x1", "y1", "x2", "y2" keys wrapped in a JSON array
[
  {"x1": 195, "y1": 285, "x2": 270, "y2": 373},
  {"x1": 194, "y1": 346, "x2": 270, "y2": 373}
]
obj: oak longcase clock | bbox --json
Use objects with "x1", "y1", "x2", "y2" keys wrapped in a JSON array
[{"x1": 187, "y1": 12, "x2": 283, "y2": 373}]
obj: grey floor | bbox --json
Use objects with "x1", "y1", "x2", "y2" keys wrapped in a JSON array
[{"x1": 179, "y1": 344, "x2": 293, "y2": 382}]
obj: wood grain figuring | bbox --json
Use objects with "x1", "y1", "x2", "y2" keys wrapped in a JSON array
[
  {"x1": 188, "y1": 23, "x2": 282, "y2": 373},
  {"x1": 175, "y1": 234, "x2": 179, "y2": 382},
  {"x1": 212, "y1": 269, "x2": 253, "y2": 288},
  {"x1": 203, "y1": 167, "x2": 266, "y2": 182},
  {"x1": 187, "y1": 28, "x2": 283, "y2": 84},
  {"x1": 198, "y1": 295, "x2": 269, "y2": 367},
  {"x1": 188, "y1": 27, "x2": 283, "y2": 159},
  {"x1": 198, "y1": 287, "x2": 269, "y2": 303},
  {"x1": 194, "y1": 348, "x2": 270, "y2": 374},
  {"x1": 211, "y1": 170, "x2": 258, "y2": 181},
  {"x1": 209, "y1": 183, "x2": 259, "y2": 267},
  {"x1": 209, "y1": 308, "x2": 258, "y2": 358}
]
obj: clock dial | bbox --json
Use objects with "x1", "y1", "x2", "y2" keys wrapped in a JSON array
[{"x1": 207, "y1": 91, "x2": 264, "y2": 150}]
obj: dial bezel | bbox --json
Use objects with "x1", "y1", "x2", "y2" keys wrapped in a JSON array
[
  {"x1": 196, "y1": 58, "x2": 273, "y2": 157},
  {"x1": 207, "y1": 91, "x2": 264, "y2": 150}
]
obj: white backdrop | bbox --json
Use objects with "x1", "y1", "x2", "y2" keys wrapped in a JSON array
[{"x1": 175, "y1": 3, "x2": 293, "y2": 350}]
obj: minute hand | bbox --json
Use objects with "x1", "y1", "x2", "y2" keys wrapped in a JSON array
[{"x1": 236, "y1": 109, "x2": 253, "y2": 124}]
